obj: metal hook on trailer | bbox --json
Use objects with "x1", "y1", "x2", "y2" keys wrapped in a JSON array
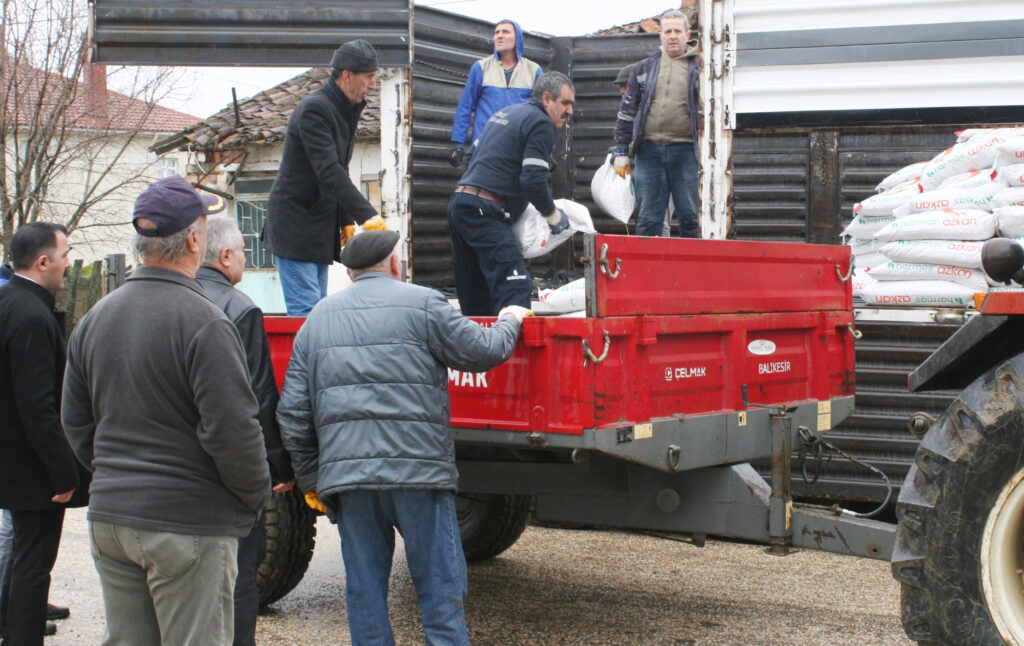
[
  {"x1": 835, "y1": 262, "x2": 854, "y2": 282},
  {"x1": 847, "y1": 323, "x2": 863, "y2": 340},
  {"x1": 582, "y1": 331, "x2": 612, "y2": 367},
  {"x1": 667, "y1": 444, "x2": 682, "y2": 471},
  {"x1": 598, "y1": 244, "x2": 622, "y2": 280}
]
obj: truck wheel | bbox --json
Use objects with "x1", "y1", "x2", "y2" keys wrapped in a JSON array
[
  {"x1": 893, "y1": 357, "x2": 1024, "y2": 644},
  {"x1": 258, "y1": 487, "x2": 317, "y2": 607},
  {"x1": 456, "y1": 493, "x2": 531, "y2": 562}
]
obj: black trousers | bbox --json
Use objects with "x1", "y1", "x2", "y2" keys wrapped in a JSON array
[
  {"x1": 2, "y1": 507, "x2": 64, "y2": 646},
  {"x1": 233, "y1": 511, "x2": 266, "y2": 646}
]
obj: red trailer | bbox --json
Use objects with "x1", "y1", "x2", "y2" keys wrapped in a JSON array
[{"x1": 258, "y1": 234, "x2": 893, "y2": 605}]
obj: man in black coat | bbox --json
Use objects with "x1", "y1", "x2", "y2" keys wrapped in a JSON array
[
  {"x1": 196, "y1": 216, "x2": 295, "y2": 646},
  {"x1": 264, "y1": 39, "x2": 388, "y2": 316},
  {"x1": 0, "y1": 222, "x2": 83, "y2": 646}
]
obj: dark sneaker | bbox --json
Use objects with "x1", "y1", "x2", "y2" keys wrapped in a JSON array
[{"x1": 46, "y1": 604, "x2": 70, "y2": 621}]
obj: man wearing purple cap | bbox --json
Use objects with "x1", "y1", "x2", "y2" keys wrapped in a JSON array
[
  {"x1": 264, "y1": 39, "x2": 388, "y2": 316},
  {"x1": 62, "y1": 175, "x2": 271, "y2": 645}
]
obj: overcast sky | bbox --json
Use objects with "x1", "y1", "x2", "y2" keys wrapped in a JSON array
[{"x1": 157, "y1": 1, "x2": 676, "y2": 119}]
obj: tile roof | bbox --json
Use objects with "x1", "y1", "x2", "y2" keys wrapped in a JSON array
[
  {"x1": 155, "y1": 68, "x2": 381, "y2": 154},
  {"x1": 5, "y1": 62, "x2": 199, "y2": 133}
]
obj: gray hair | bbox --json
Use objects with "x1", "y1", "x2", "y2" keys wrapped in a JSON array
[
  {"x1": 660, "y1": 10, "x2": 690, "y2": 31},
  {"x1": 531, "y1": 71, "x2": 574, "y2": 102},
  {"x1": 134, "y1": 219, "x2": 201, "y2": 264},
  {"x1": 202, "y1": 216, "x2": 244, "y2": 265}
]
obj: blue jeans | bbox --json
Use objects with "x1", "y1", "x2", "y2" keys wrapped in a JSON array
[
  {"x1": 275, "y1": 256, "x2": 328, "y2": 316},
  {"x1": 336, "y1": 490, "x2": 469, "y2": 646},
  {"x1": 0, "y1": 509, "x2": 11, "y2": 633},
  {"x1": 633, "y1": 142, "x2": 699, "y2": 238}
]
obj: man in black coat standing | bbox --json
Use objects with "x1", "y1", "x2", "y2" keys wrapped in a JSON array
[
  {"x1": 0, "y1": 222, "x2": 82, "y2": 646},
  {"x1": 264, "y1": 39, "x2": 388, "y2": 316}
]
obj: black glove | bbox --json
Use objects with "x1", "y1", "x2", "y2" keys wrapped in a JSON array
[{"x1": 449, "y1": 146, "x2": 464, "y2": 168}]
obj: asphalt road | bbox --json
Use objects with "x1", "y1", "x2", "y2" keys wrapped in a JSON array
[{"x1": 47, "y1": 509, "x2": 910, "y2": 645}]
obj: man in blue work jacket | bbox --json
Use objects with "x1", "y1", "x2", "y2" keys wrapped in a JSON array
[
  {"x1": 448, "y1": 19, "x2": 542, "y2": 167},
  {"x1": 446, "y1": 71, "x2": 574, "y2": 316}
]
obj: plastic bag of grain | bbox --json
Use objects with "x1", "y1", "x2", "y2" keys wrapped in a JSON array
[
  {"x1": 995, "y1": 205, "x2": 1024, "y2": 237},
  {"x1": 859, "y1": 280, "x2": 978, "y2": 308},
  {"x1": 843, "y1": 214, "x2": 898, "y2": 239},
  {"x1": 891, "y1": 185, "x2": 999, "y2": 218},
  {"x1": 920, "y1": 132, "x2": 1007, "y2": 189},
  {"x1": 538, "y1": 277, "x2": 586, "y2": 313},
  {"x1": 875, "y1": 161, "x2": 928, "y2": 192},
  {"x1": 995, "y1": 137, "x2": 1024, "y2": 168},
  {"x1": 879, "y1": 239, "x2": 983, "y2": 268},
  {"x1": 853, "y1": 181, "x2": 920, "y2": 216},
  {"x1": 938, "y1": 169, "x2": 1005, "y2": 191},
  {"x1": 590, "y1": 154, "x2": 635, "y2": 224},
  {"x1": 992, "y1": 187, "x2": 1024, "y2": 210},
  {"x1": 957, "y1": 127, "x2": 1024, "y2": 143},
  {"x1": 848, "y1": 237, "x2": 884, "y2": 257},
  {"x1": 868, "y1": 261, "x2": 988, "y2": 290},
  {"x1": 514, "y1": 199, "x2": 597, "y2": 259},
  {"x1": 854, "y1": 252, "x2": 889, "y2": 270},
  {"x1": 1000, "y1": 164, "x2": 1024, "y2": 187},
  {"x1": 852, "y1": 268, "x2": 876, "y2": 299},
  {"x1": 873, "y1": 209, "x2": 996, "y2": 241}
]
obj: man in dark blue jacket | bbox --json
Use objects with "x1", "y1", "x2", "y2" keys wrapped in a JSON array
[
  {"x1": 264, "y1": 39, "x2": 387, "y2": 316},
  {"x1": 448, "y1": 19, "x2": 542, "y2": 167},
  {"x1": 613, "y1": 10, "x2": 700, "y2": 238},
  {"x1": 446, "y1": 71, "x2": 574, "y2": 316}
]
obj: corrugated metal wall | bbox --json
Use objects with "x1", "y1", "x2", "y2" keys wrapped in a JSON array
[
  {"x1": 732, "y1": 133, "x2": 809, "y2": 242},
  {"x1": 91, "y1": 0, "x2": 412, "y2": 66}
]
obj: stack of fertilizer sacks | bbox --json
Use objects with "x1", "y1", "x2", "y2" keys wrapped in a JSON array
[{"x1": 846, "y1": 126, "x2": 1024, "y2": 308}]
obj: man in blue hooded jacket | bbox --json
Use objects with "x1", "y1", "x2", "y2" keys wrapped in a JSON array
[{"x1": 448, "y1": 19, "x2": 542, "y2": 167}]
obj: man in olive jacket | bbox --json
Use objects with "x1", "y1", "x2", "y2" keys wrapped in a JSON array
[
  {"x1": 62, "y1": 176, "x2": 271, "y2": 646},
  {"x1": 0, "y1": 222, "x2": 79, "y2": 645},
  {"x1": 278, "y1": 230, "x2": 529, "y2": 646},
  {"x1": 264, "y1": 39, "x2": 387, "y2": 316}
]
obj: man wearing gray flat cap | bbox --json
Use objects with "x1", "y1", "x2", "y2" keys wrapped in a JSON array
[
  {"x1": 278, "y1": 230, "x2": 530, "y2": 645},
  {"x1": 264, "y1": 39, "x2": 388, "y2": 316}
]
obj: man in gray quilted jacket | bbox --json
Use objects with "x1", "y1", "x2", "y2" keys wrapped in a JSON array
[{"x1": 277, "y1": 230, "x2": 528, "y2": 646}]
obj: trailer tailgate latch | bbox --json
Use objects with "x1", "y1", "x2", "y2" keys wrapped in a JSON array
[
  {"x1": 583, "y1": 331, "x2": 612, "y2": 367},
  {"x1": 598, "y1": 244, "x2": 622, "y2": 280},
  {"x1": 667, "y1": 444, "x2": 682, "y2": 471}
]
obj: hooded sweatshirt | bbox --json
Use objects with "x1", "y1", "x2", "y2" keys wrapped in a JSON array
[{"x1": 450, "y1": 19, "x2": 543, "y2": 147}]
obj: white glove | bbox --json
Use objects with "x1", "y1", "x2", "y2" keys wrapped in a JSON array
[{"x1": 497, "y1": 305, "x2": 533, "y2": 324}]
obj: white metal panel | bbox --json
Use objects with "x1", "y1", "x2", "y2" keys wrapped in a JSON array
[
  {"x1": 734, "y1": 55, "x2": 1024, "y2": 113},
  {"x1": 735, "y1": 0, "x2": 1024, "y2": 33},
  {"x1": 378, "y1": 67, "x2": 412, "y2": 276},
  {"x1": 699, "y1": 0, "x2": 735, "y2": 239}
]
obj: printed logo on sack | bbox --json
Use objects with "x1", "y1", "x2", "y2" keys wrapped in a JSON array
[
  {"x1": 916, "y1": 199, "x2": 949, "y2": 210},
  {"x1": 506, "y1": 269, "x2": 528, "y2": 282},
  {"x1": 878, "y1": 295, "x2": 912, "y2": 304},
  {"x1": 968, "y1": 138, "x2": 999, "y2": 157},
  {"x1": 747, "y1": 339, "x2": 776, "y2": 356},
  {"x1": 938, "y1": 266, "x2": 972, "y2": 278}
]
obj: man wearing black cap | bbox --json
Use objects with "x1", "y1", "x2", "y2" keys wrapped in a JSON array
[
  {"x1": 264, "y1": 39, "x2": 388, "y2": 316},
  {"x1": 62, "y1": 175, "x2": 271, "y2": 645},
  {"x1": 278, "y1": 230, "x2": 529, "y2": 646}
]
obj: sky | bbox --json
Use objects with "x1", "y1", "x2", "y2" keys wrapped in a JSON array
[{"x1": 156, "y1": 0, "x2": 677, "y2": 119}]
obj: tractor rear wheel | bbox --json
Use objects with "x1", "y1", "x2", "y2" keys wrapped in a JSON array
[
  {"x1": 258, "y1": 487, "x2": 317, "y2": 607},
  {"x1": 893, "y1": 355, "x2": 1024, "y2": 644}
]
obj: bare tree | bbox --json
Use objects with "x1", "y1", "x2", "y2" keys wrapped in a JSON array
[{"x1": 0, "y1": 0, "x2": 183, "y2": 258}]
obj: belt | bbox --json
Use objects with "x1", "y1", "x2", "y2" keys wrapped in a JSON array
[{"x1": 455, "y1": 185, "x2": 507, "y2": 209}]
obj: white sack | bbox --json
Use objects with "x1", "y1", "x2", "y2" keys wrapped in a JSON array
[
  {"x1": 868, "y1": 261, "x2": 988, "y2": 290},
  {"x1": 853, "y1": 181, "x2": 920, "y2": 217},
  {"x1": 590, "y1": 154, "x2": 635, "y2": 224},
  {"x1": 879, "y1": 239, "x2": 983, "y2": 268},
  {"x1": 851, "y1": 268, "x2": 876, "y2": 300},
  {"x1": 875, "y1": 161, "x2": 927, "y2": 192},
  {"x1": 848, "y1": 237, "x2": 884, "y2": 257},
  {"x1": 843, "y1": 214, "x2": 898, "y2": 239},
  {"x1": 921, "y1": 132, "x2": 1007, "y2": 189},
  {"x1": 996, "y1": 137, "x2": 1024, "y2": 168},
  {"x1": 513, "y1": 199, "x2": 597, "y2": 259},
  {"x1": 538, "y1": 278, "x2": 586, "y2": 313},
  {"x1": 957, "y1": 127, "x2": 1024, "y2": 144},
  {"x1": 859, "y1": 280, "x2": 978, "y2": 308},
  {"x1": 938, "y1": 169, "x2": 1004, "y2": 191},
  {"x1": 996, "y1": 205, "x2": 1024, "y2": 238},
  {"x1": 891, "y1": 185, "x2": 999, "y2": 218},
  {"x1": 854, "y1": 252, "x2": 888, "y2": 270},
  {"x1": 1000, "y1": 164, "x2": 1024, "y2": 187},
  {"x1": 992, "y1": 187, "x2": 1024, "y2": 210},
  {"x1": 873, "y1": 209, "x2": 996, "y2": 241}
]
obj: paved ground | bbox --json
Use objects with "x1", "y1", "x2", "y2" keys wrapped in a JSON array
[{"x1": 47, "y1": 509, "x2": 910, "y2": 645}]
